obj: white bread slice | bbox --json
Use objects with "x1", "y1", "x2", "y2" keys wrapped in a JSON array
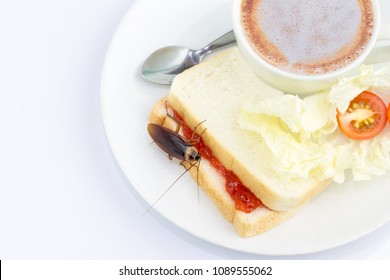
[
  {"x1": 168, "y1": 47, "x2": 331, "y2": 211},
  {"x1": 149, "y1": 97, "x2": 300, "y2": 237}
]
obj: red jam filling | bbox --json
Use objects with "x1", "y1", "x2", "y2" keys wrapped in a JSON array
[{"x1": 169, "y1": 104, "x2": 263, "y2": 213}]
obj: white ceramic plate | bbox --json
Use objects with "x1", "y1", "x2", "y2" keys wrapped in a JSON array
[{"x1": 101, "y1": 0, "x2": 390, "y2": 255}]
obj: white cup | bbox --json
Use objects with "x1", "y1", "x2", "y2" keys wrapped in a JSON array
[{"x1": 233, "y1": 0, "x2": 390, "y2": 95}]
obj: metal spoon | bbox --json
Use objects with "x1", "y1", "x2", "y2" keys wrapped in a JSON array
[{"x1": 142, "y1": 30, "x2": 236, "y2": 85}]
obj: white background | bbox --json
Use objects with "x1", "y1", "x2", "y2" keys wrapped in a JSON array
[{"x1": 1, "y1": 0, "x2": 390, "y2": 260}]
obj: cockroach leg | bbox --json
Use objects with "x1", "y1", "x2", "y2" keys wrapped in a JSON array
[{"x1": 164, "y1": 101, "x2": 181, "y2": 133}]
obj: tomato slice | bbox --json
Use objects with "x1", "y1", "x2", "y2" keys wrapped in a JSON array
[
  {"x1": 336, "y1": 91, "x2": 387, "y2": 140},
  {"x1": 388, "y1": 102, "x2": 390, "y2": 124}
]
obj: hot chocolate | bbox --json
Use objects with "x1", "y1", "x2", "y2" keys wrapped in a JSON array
[{"x1": 241, "y1": 0, "x2": 374, "y2": 75}]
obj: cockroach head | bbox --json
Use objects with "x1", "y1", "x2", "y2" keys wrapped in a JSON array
[{"x1": 185, "y1": 146, "x2": 201, "y2": 163}]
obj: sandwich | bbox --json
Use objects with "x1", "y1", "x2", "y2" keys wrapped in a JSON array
[
  {"x1": 150, "y1": 96, "x2": 305, "y2": 237},
  {"x1": 148, "y1": 47, "x2": 390, "y2": 237}
]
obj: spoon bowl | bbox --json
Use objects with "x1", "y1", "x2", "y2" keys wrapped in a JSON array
[{"x1": 142, "y1": 30, "x2": 236, "y2": 85}]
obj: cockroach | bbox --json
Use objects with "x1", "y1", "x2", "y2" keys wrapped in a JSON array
[
  {"x1": 147, "y1": 123, "x2": 201, "y2": 164},
  {"x1": 145, "y1": 121, "x2": 204, "y2": 214}
]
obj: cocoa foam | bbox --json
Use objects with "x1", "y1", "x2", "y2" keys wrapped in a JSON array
[{"x1": 241, "y1": 0, "x2": 374, "y2": 75}]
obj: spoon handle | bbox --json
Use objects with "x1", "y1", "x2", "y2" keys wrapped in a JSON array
[{"x1": 196, "y1": 30, "x2": 236, "y2": 59}]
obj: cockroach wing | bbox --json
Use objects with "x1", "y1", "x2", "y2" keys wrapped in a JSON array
[{"x1": 148, "y1": 123, "x2": 191, "y2": 161}]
